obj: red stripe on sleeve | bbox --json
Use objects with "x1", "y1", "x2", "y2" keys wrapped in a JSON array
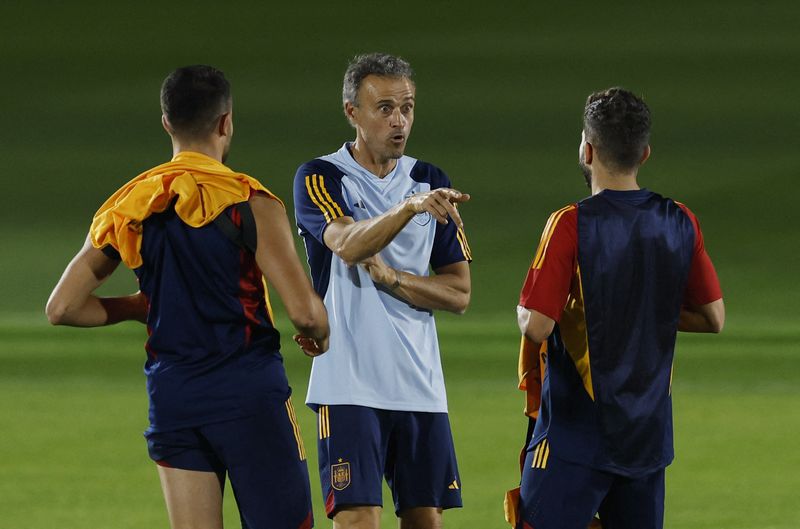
[
  {"x1": 519, "y1": 207, "x2": 577, "y2": 322},
  {"x1": 677, "y1": 203, "x2": 723, "y2": 306}
]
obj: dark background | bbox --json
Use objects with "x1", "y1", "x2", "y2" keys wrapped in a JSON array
[
  {"x1": 1, "y1": 1, "x2": 798, "y2": 527},
  {"x1": 2, "y1": 1, "x2": 797, "y2": 323}
]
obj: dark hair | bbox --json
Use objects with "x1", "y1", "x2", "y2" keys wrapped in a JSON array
[
  {"x1": 583, "y1": 87, "x2": 651, "y2": 171},
  {"x1": 160, "y1": 65, "x2": 231, "y2": 139},
  {"x1": 342, "y1": 53, "x2": 414, "y2": 106}
]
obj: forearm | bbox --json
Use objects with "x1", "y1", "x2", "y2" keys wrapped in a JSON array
[
  {"x1": 48, "y1": 292, "x2": 147, "y2": 327},
  {"x1": 517, "y1": 305, "x2": 555, "y2": 344},
  {"x1": 46, "y1": 236, "x2": 137, "y2": 327},
  {"x1": 381, "y1": 269, "x2": 470, "y2": 314},
  {"x1": 288, "y1": 295, "x2": 330, "y2": 342},
  {"x1": 327, "y1": 203, "x2": 415, "y2": 265},
  {"x1": 678, "y1": 299, "x2": 725, "y2": 333}
]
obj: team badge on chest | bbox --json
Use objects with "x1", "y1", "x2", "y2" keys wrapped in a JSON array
[{"x1": 331, "y1": 459, "x2": 351, "y2": 490}]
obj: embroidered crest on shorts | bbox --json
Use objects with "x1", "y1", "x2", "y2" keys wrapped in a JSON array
[{"x1": 331, "y1": 459, "x2": 351, "y2": 490}]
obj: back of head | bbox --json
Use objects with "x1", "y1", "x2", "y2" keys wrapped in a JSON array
[
  {"x1": 342, "y1": 52, "x2": 414, "y2": 107},
  {"x1": 583, "y1": 88, "x2": 651, "y2": 172},
  {"x1": 160, "y1": 65, "x2": 231, "y2": 140}
]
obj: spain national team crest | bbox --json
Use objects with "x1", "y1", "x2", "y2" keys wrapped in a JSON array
[{"x1": 331, "y1": 460, "x2": 351, "y2": 490}]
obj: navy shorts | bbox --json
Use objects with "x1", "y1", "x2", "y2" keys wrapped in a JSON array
[
  {"x1": 315, "y1": 404, "x2": 462, "y2": 518},
  {"x1": 517, "y1": 439, "x2": 665, "y2": 529},
  {"x1": 145, "y1": 397, "x2": 313, "y2": 529}
]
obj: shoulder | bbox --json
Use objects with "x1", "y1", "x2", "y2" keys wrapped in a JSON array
[
  {"x1": 409, "y1": 159, "x2": 451, "y2": 189},
  {"x1": 548, "y1": 203, "x2": 578, "y2": 227},
  {"x1": 672, "y1": 199, "x2": 696, "y2": 219},
  {"x1": 294, "y1": 158, "x2": 346, "y2": 182}
]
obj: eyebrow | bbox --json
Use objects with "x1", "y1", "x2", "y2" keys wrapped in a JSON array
[{"x1": 375, "y1": 96, "x2": 416, "y2": 106}]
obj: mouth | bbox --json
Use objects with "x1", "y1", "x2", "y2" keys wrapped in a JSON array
[{"x1": 390, "y1": 134, "x2": 406, "y2": 144}]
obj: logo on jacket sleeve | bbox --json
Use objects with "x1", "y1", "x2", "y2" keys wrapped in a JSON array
[{"x1": 331, "y1": 459, "x2": 351, "y2": 490}]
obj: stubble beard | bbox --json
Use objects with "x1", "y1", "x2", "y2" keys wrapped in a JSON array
[{"x1": 579, "y1": 158, "x2": 592, "y2": 190}]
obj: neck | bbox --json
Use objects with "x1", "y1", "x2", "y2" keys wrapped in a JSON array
[
  {"x1": 350, "y1": 139, "x2": 397, "y2": 178},
  {"x1": 590, "y1": 166, "x2": 640, "y2": 195},
  {"x1": 171, "y1": 140, "x2": 223, "y2": 163}
]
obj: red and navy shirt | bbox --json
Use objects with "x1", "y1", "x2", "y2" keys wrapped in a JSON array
[
  {"x1": 520, "y1": 189, "x2": 721, "y2": 477},
  {"x1": 105, "y1": 197, "x2": 289, "y2": 433}
]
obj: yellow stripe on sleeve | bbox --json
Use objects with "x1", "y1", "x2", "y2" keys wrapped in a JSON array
[
  {"x1": 531, "y1": 444, "x2": 541, "y2": 468},
  {"x1": 456, "y1": 227, "x2": 472, "y2": 261},
  {"x1": 532, "y1": 205, "x2": 574, "y2": 269},
  {"x1": 311, "y1": 175, "x2": 340, "y2": 221},
  {"x1": 317, "y1": 175, "x2": 344, "y2": 217},
  {"x1": 305, "y1": 175, "x2": 331, "y2": 223}
]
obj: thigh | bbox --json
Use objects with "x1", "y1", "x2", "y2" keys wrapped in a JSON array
[
  {"x1": 317, "y1": 405, "x2": 388, "y2": 518},
  {"x1": 598, "y1": 469, "x2": 665, "y2": 529},
  {"x1": 518, "y1": 440, "x2": 611, "y2": 529},
  {"x1": 388, "y1": 412, "x2": 462, "y2": 515},
  {"x1": 145, "y1": 427, "x2": 225, "y2": 474},
  {"x1": 157, "y1": 465, "x2": 224, "y2": 529},
  {"x1": 203, "y1": 397, "x2": 314, "y2": 529}
]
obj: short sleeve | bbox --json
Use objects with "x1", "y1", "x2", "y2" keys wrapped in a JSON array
[
  {"x1": 519, "y1": 206, "x2": 577, "y2": 322},
  {"x1": 413, "y1": 163, "x2": 471, "y2": 269},
  {"x1": 101, "y1": 244, "x2": 121, "y2": 261},
  {"x1": 293, "y1": 160, "x2": 353, "y2": 244},
  {"x1": 677, "y1": 204, "x2": 722, "y2": 306}
]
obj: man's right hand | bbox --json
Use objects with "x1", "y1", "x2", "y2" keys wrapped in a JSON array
[
  {"x1": 404, "y1": 188, "x2": 470, "y2": 229},
  {"x1": 293, "y1": 334, "x2": 328, "y2": 357}
]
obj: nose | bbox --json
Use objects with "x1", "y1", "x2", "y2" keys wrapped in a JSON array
[{"x1": 390, "y1": 107, "x2": 405, "y2": 127}]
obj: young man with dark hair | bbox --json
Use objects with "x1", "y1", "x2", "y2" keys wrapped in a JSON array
[
  {"x1": 293, "y1": 52, "x2": 471, "y2": 529},
  {"x1": 47, "y1": 65, "x2": 329, "y2": 529},
  {"x1": 509, "y1": 87, "x2": 724, "y2": 529}
]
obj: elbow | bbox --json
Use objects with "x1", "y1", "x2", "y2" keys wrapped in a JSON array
[
  {"x1": 525, "y1": 328, "x2": 551, "y2": 345},
  {"x1": 334, "y1": 243, "x2": 372, "y2": 268},
  {"x1": 45, "y1": 299, "x2": 67, "y2": 326},
  {"x1": 707, "y1": 299, "x2": 725, "y2": 333},
  {"x1": 451, "y1": 291, "x2": 471, "y2": 315}
]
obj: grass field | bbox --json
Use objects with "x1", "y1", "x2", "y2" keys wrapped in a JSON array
[
  {"x1": 1, "y1": 0, "x2": 799, "y2": 527},
  {"x1": 1, "y1": 314, "x2": 798, "y2": 528}
]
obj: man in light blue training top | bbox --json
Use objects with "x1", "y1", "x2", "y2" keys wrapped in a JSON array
[{"x1": 293, "y1": 52, "x2": 472, "y2": 529}]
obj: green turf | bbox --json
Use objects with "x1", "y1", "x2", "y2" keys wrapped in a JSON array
[
  {"x1": 1, "y1": 317, "x2": 798, "y2": 528},
  {"x1": 2, "y1": 0, "x2": 799, "y2": 527}
]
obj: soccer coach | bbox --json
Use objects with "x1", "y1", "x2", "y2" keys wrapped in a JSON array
[{"x1": 293, "y1": 52, "x2": 472, "y2": 529}]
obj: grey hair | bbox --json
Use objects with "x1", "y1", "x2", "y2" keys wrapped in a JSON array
[{"x1": 342, "y1": 53, "x2": 414, "y2": 107}]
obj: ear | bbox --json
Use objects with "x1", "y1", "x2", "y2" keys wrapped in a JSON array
[
  {"x1": 584, "y1": 141, "x2": 594, "y2": 165},
  {"x1": 218, "y1": 112, "x2": 232, "y2": 137},
  {"x1": 161, "y1": 114, "x2": 173, "y2": 135},
  {"x1": 344, "y1": 101, "x2": 357, "y2": 126},
  {"x1": 640, "y1": 145, "x2": 651, "y2": 165}
]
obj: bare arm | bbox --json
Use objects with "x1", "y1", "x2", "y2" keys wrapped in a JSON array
[
  {"x1": 250, "y1": 194, "x2": 329, "y2": 355},
  {"x1": 323, "y1": 188, "x2": 470, "y2": 266},
  {"x1": 361, "y1": 257, "x2": 471, "y2": 314},
  {"x1": 46, "y1": 236, "x2": 147, "y2": 327},
  {"x1": 678, "y1": 298, "x2": 725, "y2": 333},
  {"x1": 517, "y1": 305, "x2": 556, "y2": 344}
]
